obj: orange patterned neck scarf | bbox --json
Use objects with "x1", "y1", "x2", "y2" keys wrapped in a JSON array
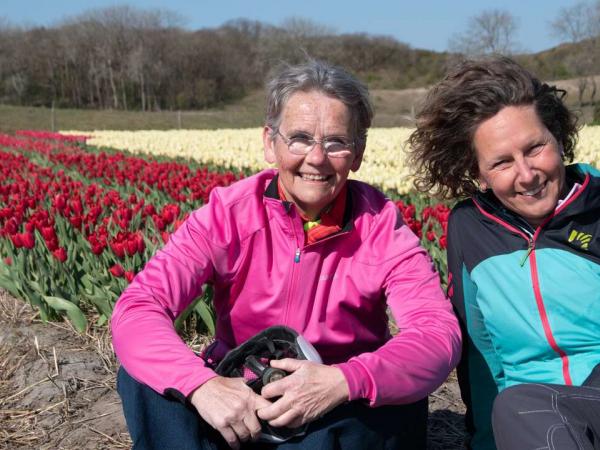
[{"x1": 277, "y1": 182, "x2": 347, "y2": 245}]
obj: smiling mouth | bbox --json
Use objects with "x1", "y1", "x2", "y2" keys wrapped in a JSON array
[
  {"x1": 520, "y1": 182, "x2": 546, "y2": 197},
  {"x1": 299, "y1": 173, "x2": 330, "y2": 182}
]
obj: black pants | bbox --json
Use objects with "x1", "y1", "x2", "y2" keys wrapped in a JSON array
[
  {"x1": 492, "y1": 383, "x2": 600, "y2": 449},
  {"x1": 117, "y1": 367, "x2": 428, "y2": 450}
]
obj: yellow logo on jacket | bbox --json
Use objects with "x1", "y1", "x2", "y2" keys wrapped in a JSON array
[{"x1": 568, "y1": 230, "x2": 592, "y2": 250}]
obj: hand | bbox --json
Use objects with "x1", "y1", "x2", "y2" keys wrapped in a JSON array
[
  {"x1": 190, "y1": 376, "x2": 272, "y2": 449},
  {"x1": 257, "y1": 359, "x2": 349, "y2": 429}
]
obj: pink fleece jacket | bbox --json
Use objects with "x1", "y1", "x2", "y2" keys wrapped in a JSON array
[{"x1": 111, "y1": 169, "x2": 461, "y2": 406}]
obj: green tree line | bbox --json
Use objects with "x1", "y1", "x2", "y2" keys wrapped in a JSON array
[{"x1": 0, "y1": 5, "x2": 598, "y2": 112}]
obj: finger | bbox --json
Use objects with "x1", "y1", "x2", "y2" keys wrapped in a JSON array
[
  {"x1": 268, "y1": 408, "x2": 301, "y2": 428},
  {"x1": 261, "y1": 377, "x2": 289, "y2": 399},
  {"x1": 243, "y1": 413, "x2": 263, "y2": 441},
  {"x1": 230, "y1": 421, "x2": 251, "y2": 443},
  {"x1": 219, "y1": 426, "x2": 240, "y2": 450},
  {"x1": 257, "y1": 396, "x2": 290, "y2": 421},
  {"x1": 285, "y1": 416, "x2": 304, "y2": 429},
  {"x1": 269, "y1": 358, "x2": 305, "y2": 371},
  {"x1": 252, "y1": 392, "x2": 273, "y2": 409}
]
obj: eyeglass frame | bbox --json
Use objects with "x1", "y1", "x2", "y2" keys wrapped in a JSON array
[{"x1": 270, "y1": 128, "x2": 356, "y2": 158}]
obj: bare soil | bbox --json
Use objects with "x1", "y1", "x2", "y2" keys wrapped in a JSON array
[
  {"x1": 0, "y1": 291, "x2": 466, "y2": 449},
  {"x1": 0, "y1": 292, "x2": 129, "y2": 449}
]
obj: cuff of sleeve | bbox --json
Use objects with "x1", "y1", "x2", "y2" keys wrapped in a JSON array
[
  {"x1": 178, "y1": 368, "x2": 217, "y2": 397},
  {"x1": 167, "y1": 368, "x2": 219, "y2": 404},
  {"x1": 334, "y1": 359, "x2": 377, "y2": 406}
]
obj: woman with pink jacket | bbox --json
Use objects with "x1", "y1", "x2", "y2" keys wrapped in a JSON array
[{"x1": 111, "y1": 59, "x2": 461, "y2": 450}]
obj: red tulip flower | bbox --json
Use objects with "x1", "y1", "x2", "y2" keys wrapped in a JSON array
[
  {"x1": 52, "y1": 247, "x2": 67, "y2": 262},
  {"x1": 109, "y1": 264, "x2": 125, "y2": 277},
  {"x1": 10, "y1": 233, "x2": 23, "y2": 248},
  {"x1": 41, "y1": 226, "x2": 56, "y2": 241},
  {"x1": 439, "y1": 235, "x2": 447, "y2": 249},
  {"x1": 110, "y1": 241, "x2": 126, "y2": 259},
  {"x1": 45, "y1": 236, "x2": 59, "y2": 251},
  {"x1": 126, "y1": 239, "x2": 138, "y2": 257},
  {"x1": 124, "y1": 271, "x2": 135, "y2": 283},
  {"x1": 21, "y1": 232, "x2": 35, "y2": 249}
]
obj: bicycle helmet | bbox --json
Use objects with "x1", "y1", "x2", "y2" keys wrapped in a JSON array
[{"x1": 214, "y1": 325, "x2": 322, "y2": 443}]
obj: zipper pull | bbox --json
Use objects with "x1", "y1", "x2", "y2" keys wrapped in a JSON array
[
  {"x1": 519, "y1": 240, "x2": 534, "y2": 267},
  {"x1": 294, "y1": 247, "x2": 301, "y2": 263}
]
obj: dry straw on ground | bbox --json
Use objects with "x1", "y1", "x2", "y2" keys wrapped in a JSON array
[
  {"x1": 0, "y1": 291, "x2": 130, "y2": 449},
  {"x1": 0, "y1": 290, "x2": 466, "y2": 449}
]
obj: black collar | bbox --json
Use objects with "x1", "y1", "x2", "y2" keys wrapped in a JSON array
[{"x1": 473, "y1": 164, "x2": 596, "y2": 233}]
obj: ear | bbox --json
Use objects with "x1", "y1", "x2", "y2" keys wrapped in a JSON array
[
  {"x1": 474, "y1": 156, "x2": 488, "y2": 191},
  {"x1": 263, "y1": 127, "x2": 276, "y2": 165},
  {"x1": 477, "y1": 175, "x2": 489, "y2": 191},
  {"x1": 350, "y1": 144, "x2": 364, "y2": 172}
]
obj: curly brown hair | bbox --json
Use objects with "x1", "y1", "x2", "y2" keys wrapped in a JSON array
[{"x1": 407, "y1": 56, "x2": 579, "y2": 199}]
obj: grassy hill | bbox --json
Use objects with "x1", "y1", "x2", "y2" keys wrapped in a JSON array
[
  {"x1": 2, "y1": 78, "x2": 596, "y2": 134},
  {"x1": 0, "y1": 87, "x2": 432, "y2": 133}
]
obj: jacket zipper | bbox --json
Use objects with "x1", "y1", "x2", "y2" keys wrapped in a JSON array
[
  {"x1": 473, "y1": 199, "x2": 573, "y2": 384},
  {"x1": 529, "y1": 244, "x2": 573, "y2": 385},
  {"x1": 283, "y1": 214, "x2": 303, "y2": 325},
  {"x1": 519, "y1": 237, "x2": 534, "y2": 267},
  {"x1": 283, "y1": 214, "x2": 351, "y2": 324}
]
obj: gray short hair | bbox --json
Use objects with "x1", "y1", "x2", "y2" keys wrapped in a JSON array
[{"x1": 265, "y1": 60, "x2": 373, "y2": 148}]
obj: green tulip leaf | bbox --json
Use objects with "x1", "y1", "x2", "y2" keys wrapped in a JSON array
[{"x1": 43, "y1": 296, "x2": 87, "y2": 332}]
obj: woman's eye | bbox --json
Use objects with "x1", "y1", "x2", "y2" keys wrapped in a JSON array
[
  {"x1": 289, "y1": 136, "x2": 312, "y2": 145},
  {"x1": 492, "y1": 160, "x2": 509, "y2": 169},
  {"x1": 527, "y1": 144, "x2": 544, "y2": 155}
]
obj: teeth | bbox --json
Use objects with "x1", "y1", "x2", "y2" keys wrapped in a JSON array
[
  {"x1": 300, "y1": 174, "x2": 328, "y2": 181},
  {"x1": 521, "y1": 185, "x2": 543, "y2": 196}
]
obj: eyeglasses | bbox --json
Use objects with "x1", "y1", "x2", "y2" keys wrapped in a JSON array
[{"x1": 273, "y1": 129, "x2": 355, "y2": 158}]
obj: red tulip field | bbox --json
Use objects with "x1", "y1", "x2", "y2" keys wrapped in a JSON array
[{"x1": 0, "y1": 131, "x2": 462, "y2": 449}]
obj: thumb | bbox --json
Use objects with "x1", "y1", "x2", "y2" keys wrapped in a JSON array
[{"x1": 269, "y1": 358, "x2": 304, "y2": 372}]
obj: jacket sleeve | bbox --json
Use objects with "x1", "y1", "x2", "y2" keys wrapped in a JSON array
[
  {"x1": 111, "y1": 188, "x2": 234, "y2": 401},
  {"x1": 336, "y1": 204, "x2": 462, "y2": 406},
  {"x1": 447, "y1": 206, "x2": 503, "y2": 450}
]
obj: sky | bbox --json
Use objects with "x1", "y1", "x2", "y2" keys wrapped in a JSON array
[{"x1": 1, "y1": 0, "x2": 575, "y2": 53}]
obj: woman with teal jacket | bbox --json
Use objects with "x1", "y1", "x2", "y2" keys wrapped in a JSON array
[{"x1": 409, "y1": 56, "x2": 600, "y2": 450}]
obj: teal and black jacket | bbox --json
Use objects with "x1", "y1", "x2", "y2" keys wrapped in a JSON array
[{"x1": 447, "y1": 163, "x2": 600, "y2": 450}]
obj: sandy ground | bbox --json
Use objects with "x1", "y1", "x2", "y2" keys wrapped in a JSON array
[{"x1": 0, "y1": 291, "x2": 466, "y2": 449}]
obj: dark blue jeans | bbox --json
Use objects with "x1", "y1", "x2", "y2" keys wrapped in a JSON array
[{"x1": 117, "y1": 367, "x2": 428, "y2": 449}]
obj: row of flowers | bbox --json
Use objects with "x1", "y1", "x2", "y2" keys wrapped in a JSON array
[
  {"x1": 0, "y1": 131, "x2": 451, "y2": 332},
  {"x1": 0, "y1": 132, "x2": 243, "y2": 331},
  {"x1": 62, "y1": 127, "x2": 600, "y2": 194}
]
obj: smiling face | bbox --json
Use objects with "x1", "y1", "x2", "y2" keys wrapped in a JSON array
[
  {"x1": 474, "y1": 105, "x2": 566, "y2": 228},
  {"x1": 263, "y1": 90, "x2": 363, "y2": 220}
]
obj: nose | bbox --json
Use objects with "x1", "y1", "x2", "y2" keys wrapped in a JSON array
[
  {"x1": 515, "y1": 157, "x2": 536, "y2": 185},
  {"x1": 304, "y1": 142, "x2": 328, "y2": 165}
]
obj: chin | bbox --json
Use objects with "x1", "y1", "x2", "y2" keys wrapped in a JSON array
[{"x1": 519, "y1": 204, "x2": 555, "y2": 225}]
